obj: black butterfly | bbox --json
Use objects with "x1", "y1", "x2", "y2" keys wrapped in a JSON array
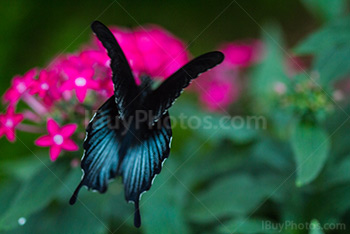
[{"x1": 69, "y1": 21, "x2": 224, "y2": 228}]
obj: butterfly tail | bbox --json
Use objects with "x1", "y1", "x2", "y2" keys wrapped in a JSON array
[
  {"x1": 134, "y1": 200, "x2": 141, "y2": 228},
  {"x1": 69, "y1": 180, "x2": 84, "y2": 205}
]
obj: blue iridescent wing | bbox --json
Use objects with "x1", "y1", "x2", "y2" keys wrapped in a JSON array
[
  {"x1": 144, "y1": 51, "x2": 224, "y2": 124},
  {"x1": 91, "y1": 21, "x2": 139, "y2": 120},
  {"x1": 70, "y1": 96, "x2": 124, "y2": 204},
  {"x1": 120, "y1": 112, "x2": 172, "y2": 227}
]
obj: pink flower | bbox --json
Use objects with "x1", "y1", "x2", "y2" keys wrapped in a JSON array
[
  {"x1": 61, "y1": 65, "x2": 99, "y2": 103},
  {"x1": 35, "y1": 119, "x2": 78, "y2": 161},
  {"x1": 0, "y1": 106, "x2": 24, "y2": 142},
  {"x1": 94, "y1": 25, "x2": 189, "y2": 81},
  {"x1": 3, "y1": 69, "x2": 37, "y2": 105},
  {"x1": 196, "y1": 73, "x2": 239, "y2": 112},
  {"x1": 98, "y1": 77, "x2": 114, "y2": 97},
  {"x1": 80, "y1": 49, "x2": 110, "y2": 68},
  {"x1": 30, "y1": 69, "x2": 61, "y2": 106},
  {"x1": 219, "y1": 40, "x2": 263, "y2": 68}
]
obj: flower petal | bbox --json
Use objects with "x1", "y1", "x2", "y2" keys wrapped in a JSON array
[
  {"x1": 61, "y1": 124, "x2": 77, "y2": 137},
  {"x1": 62, "y1": 139, "x2": 79, "y2": 151},
  {"x1": 47, "y1": 119, "x2": 60, "y2": 134},
  {"x1": 35, "y1": 135, "x2": 52, "y2": 147},
  {"x1": 75, "y1": 87, "x2": 87, "y2": 103},
  {"x1": 5, "y1": 131, "x2": 16, "y2": 142},
  {"x1": 49, "y1": 145, "x2": 62, "y2": 161}
]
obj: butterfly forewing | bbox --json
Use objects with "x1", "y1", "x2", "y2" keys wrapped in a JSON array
[
  {"x1": 91, "y1": 21, "x2": 139, "y2": 120},
  {"x1": 144, "y1": 51, "x2": 224, "y2": 125}
]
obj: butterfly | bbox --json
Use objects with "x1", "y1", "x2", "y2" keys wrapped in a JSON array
[{"x1": 69, "y1": 20, "x2": 224, "y2": 228}]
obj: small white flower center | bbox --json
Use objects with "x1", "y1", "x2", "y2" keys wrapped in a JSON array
[
  {"x1": 16, "y1": 82, "x2": 26, "y2": 93},
  {"x1": 41, "y1": 83, "x2": 49, "y2": 90},
  {"x1": 53, "y1": 134, "x2": 64, "y2": 145},
  {"x1": 75, "y1": 77, "x2": 87, "y2": 87},
  {"x1": 5, "y1": 119, "x2": 14, "y2": 128}
]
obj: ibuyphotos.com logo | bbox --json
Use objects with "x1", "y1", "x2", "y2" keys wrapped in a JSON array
[{"x1": 261, "y1": 220, "x2": 346, "y2": 232}]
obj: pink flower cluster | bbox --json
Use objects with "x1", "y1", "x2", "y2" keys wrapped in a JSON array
[
  {"x1": 194, "y1": 40, "x2": 263, "y2": 111},
  {"x1": 0, "y1": 24, "x2": 189, "y2": 161},
  {"x1": 0, "y1": 23, "x2": 264, "y2": 161}
]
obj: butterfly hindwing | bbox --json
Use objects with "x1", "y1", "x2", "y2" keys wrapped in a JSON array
[
  {"x1": 91, "y1": 21, "x2": 139, "y2": 120},
  {"x1": 120, "y1": 112, "x2": 172, "y2": 227},
  {"x1": 70, "y1": 96, "x2": 124, "y2": 204},
  {"x1": 144, "y1": 51, "x2": 224, "y2": 124}
]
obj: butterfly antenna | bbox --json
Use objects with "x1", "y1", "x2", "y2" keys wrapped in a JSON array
[
  {"x1": 69, "y1": 180, "x2": 84, "y2": 205},
  {"x1": 134, "y1": 200, "x2": 141, "y2": 228}
]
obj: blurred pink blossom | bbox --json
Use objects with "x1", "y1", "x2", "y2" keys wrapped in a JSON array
[
  {"x1": 3, "y1": 69, "x2": 37, "y2": 105},
  {"x1": 30, "y1": 69, "x2": 61, "y2": 106},
  {"x1": 94, "y1": 25, "x2": 189, "y2": 81},
  {"x1": 219, "y1": 40, "x2": 263, "y2": 68},
  {"x1": 0, "y1": 106, "x2": 23, "y2": 142},
  {"x1": 195, "y1": 40, "x2": 262, "y2": 112},
  {"x1": 35, "y1": 119, "x2": 78, "y2": 161}
]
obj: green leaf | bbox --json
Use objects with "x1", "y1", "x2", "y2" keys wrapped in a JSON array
[
  {"x1": 196, "y1": 113, "x2": 258, "y2": 144},
  {"x1": 188, "y1": 174, "x2": 267, "y2": 223},
  {"x1": 142, "y1": 162, "x2": 189, "y2": 234},
  {"x1": 0, "y1": 159, "x2": 69, "y2": 231},
  {"x1": 313, "y1": 44, "x2": 350, "y2": 84},
  {"x1": 309, "y1": 219, "x2": 324, "y2": 234},
  {"x1": 172, "y1": 100, "x2": 258, "y2": 144},
  {"x1": 4, "y1": 194, "x2": 109, "y2": 234},
  {"x1": 295, "y1": 16, "x2": 350, "y2": 55},
  {"x1": 0, "y1": 156, "x2": 49, "y2": 181},
  {"x1": 301, "y1": 0, "x2": 347, "y2": 22},
  {"x1": 306, "y1": 184, "x2": 350, "y2": 222},
  {"x1": 294, "y1": 17, "x2": 350, "y2": 83},
  {"x1": 291, "y1": 122, "x2": 330, "y2": 186},
  {"x1": 0, "y1": 180, "x2": 20, "y2": 213},
  {"x1": 321, "y1": 156, "x2": 350, "y2": 188}
]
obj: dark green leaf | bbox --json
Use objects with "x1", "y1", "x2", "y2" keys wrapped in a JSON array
[
  {"x1": 313, "y1": 44, "x2": 350, "y2": 84},
  {"x1": 295, "y1": 16, "x2": 350, "y2": 54},
  {"x1": 0, "y1": 159, "x2": 69, "y2": 231},
  {"x1": 188, "y1": 174, "x2": 267, "y2": 222},
  {"x1": 291, "y1": 122, "x2": 330, "y2": 186},
  {"x1": 142, "y1": 162, "x2": 189, "y2": 234}
]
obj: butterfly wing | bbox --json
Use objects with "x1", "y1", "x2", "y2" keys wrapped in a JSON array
[
  {"x1": 119, "y1": 113, "x2": 172, "y2": 227},
  {"x1": 91, "y1": 21, "x2": 139, "y2": 120},
  {"x1": 144, "y1": 51, "x2": 224, "y2": 125},
  {"x1": 70, "y1": 96, "x2": 124, "y2": 204}
]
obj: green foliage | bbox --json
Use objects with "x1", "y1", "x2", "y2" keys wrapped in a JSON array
[
  {"x1": 301, "y1": 0, "x2": 348, "y2": 21},
  {"x1": 0, "y1": 159, "x2": 70, "y2": 231},
  {"x1": 291, "y1": 122, "x2": 330, "y2": 186},
  {"x1": 295, "y1": 16, "x2": 350, "y2": 84}
]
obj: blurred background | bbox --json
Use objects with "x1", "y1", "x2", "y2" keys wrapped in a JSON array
[{"x1": 1, "y1": 0, "x2": 350, "y2": 234}]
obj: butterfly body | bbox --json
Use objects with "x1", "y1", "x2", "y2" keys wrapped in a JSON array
[{"x1": 70, "y1": 21, "x2": 224, "y2": 228}]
